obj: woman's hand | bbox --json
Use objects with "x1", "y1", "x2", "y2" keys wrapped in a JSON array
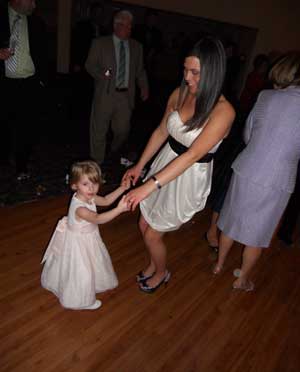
[
  {"x1": 117, "y1": 195, "x2": 131, "y2": 213},
  {"x1": 122, "y1": 164, "x2": 143, "y2": 186},
  {"x1": 125, "y1": 183, "x2": 153, "y2": 211}
]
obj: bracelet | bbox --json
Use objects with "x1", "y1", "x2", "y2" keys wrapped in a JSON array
[{"x1": 151, "y1": 175, "x2": 161, "y2": 190}]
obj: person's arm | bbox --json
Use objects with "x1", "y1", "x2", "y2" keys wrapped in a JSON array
[
  {"x1": 122, "y1": 88, "x2": 179, "y2": 185},
  {"x1": 243, "y1": 109, "x2": 254, "y2": 144},
  {"x1": 94, "y1": 180, "x2": 130, "y2": 207},
  {"x1": 243, "y1": 90, "x2": 265, "y2": 144},
  {"x1": 126, "y1": 100, "x2": 235, "y2": 210},
  {"x1": 85, "y1": 38, "x2": 103, "y2": 81},
  {"x1": 76, "y1": 195, "x2": 129, "y2": 224}
]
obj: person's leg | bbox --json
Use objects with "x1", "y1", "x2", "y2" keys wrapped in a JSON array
[
  {"x1": 206, "y1": 211, "x2": 219, "y2": 247},
  {"x1": 89, "y1": 101, "x2": 112, "y2": 165},
  {"x1": 111, "y1": 92, "x2": 131, "y2": 156},
  {"x1": 14, "y1": 79, "x2": 35, "y2": 176},
  {"x1": 138, "y1": 215, "x2": 156, "y2": 277},
  {"x1": 15, "y1": 79, "x2": 37, "y2": 175},
  {"x1": 233, "y1": 246, "x2": 262, "y2": 290},
  {"x1": 142, "y1": 225, "x2": 168, "y2": 287},
  {"x1": 0, "y1": 79, "x2": 15, "y2": 165},
  {"x1": 213, "y1": 232, "x2": 235, "y2": 273}
]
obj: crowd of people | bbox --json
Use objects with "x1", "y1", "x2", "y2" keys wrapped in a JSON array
[{"x1": 0, "y1": 1, "x2": 299, "y2": 310}]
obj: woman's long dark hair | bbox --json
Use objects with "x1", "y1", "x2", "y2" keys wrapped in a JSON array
[{"x1": 184, "y1": 36, "x2": 226, "y2": 131}]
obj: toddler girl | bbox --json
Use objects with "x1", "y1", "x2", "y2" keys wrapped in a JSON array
[{"x1": 41, "y1": 160, "x2": 130, "y2": 310}]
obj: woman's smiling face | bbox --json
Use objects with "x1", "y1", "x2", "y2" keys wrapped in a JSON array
[{"x1": 184, "y1": 56, "x2": 201, "y2": 94}]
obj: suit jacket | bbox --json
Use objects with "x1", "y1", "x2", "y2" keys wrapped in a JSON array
[
  {"x1": 233, "y1": 86, "x2": 300, "y2": 193},
  {"x1": 85, "y1": 35, "x2": 148, "y2": 109},
  {"x1": 0, "y1": 3, "x2": 48, "y2": 83}
]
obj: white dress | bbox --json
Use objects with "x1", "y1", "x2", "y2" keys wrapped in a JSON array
[
  {"x1": 140, "y1": 111, "x2": 222, "y2": 232},
  {"x1": 41, "y1": 194, "x2": 118, "y2": 309}
]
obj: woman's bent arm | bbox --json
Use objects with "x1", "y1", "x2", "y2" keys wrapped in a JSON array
[
  {"x1": 126, "y1": 100, "x2": 235, "y2": 210},
  {"x1": 123, "y1": 89, "x2": 180, "y2": 185}
]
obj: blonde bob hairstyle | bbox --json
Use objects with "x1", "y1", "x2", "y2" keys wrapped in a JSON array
[
  {"x1": 269, "y1": 52, "x2": 300, "y2": 88},
  {"x1": 70, "y1": 160, "x2": 102, "y2": 187}
]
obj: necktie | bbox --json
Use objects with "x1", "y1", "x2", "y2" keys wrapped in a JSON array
[
  {"x1": 117, "y1": 41, "x2": 126, "y2": 88},
  {"x1": 6, "y1": 15, "x2": 21, "y2": 73}
]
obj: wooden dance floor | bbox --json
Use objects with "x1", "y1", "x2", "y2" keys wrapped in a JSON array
[{"x1": 1, "y1": 195, "x2": 300, "y2": 372}]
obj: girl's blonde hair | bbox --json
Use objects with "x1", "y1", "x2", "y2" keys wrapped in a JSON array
[
  {"x1": 269, "y1": 52, "x2": 300, "y2": 88},
  {"x1": 70, "y1": 160, "x2": 102, "y2": 186}
]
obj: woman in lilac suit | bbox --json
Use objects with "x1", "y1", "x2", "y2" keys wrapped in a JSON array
[{"x1": 214, "y1": 53, "x2": 300, "y2": 291}]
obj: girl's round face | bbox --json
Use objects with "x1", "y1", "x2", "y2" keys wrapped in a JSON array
[
  {"x1": 73, "y1": 174, "x2": 99, "y2": 203},
  {"x1": 184, "y1": 56, "x2": 201, "y2": 94}
]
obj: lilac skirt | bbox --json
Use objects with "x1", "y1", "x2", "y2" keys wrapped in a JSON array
[{"x1": 217, "y1": 172, "x2": 291, "y2": 248}]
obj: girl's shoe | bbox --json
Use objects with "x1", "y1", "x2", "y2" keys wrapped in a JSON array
[
  {"x1": 139, "y1": 271, "x2": 171, "y2": 293},
  {"x1": 136, "y1": 270, "x2": 154, "y2": 283},
  {"x1": 81, "y1": 300, "x2": 102, "y2": 310}
]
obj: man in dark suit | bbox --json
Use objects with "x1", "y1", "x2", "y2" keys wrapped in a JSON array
[
  {"x1": 0, "y1": 0, "x2": 47, "y2": 179},
  {"x1": 85, "y1": 10, "x2": 149, "y2": 167}
]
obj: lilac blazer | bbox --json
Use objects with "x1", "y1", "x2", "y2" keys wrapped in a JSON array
[{"x1": 232, "y1": 86, "x2": 300, "y2": 193}]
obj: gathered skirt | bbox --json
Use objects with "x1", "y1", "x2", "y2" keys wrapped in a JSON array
[{"x1": 41, "y1": 217, "x2": 118, "y2": 309}]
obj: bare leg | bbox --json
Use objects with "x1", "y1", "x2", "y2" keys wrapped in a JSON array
[
  {"x1": 143, "y1": 226, "x2": 167, "y2": 287},
  {"x1": 213, "y1": 232, "x2": 234, "y2": 273},
  {"x1": 233, "y1": 246, "x2": 262, "y2": 290},
  {"x1": 138, "y1": 215, "x2": 156, "y2": 277},
  {"x1": 138, "y1": 214, "x2": 148, "y2": 236},
  {"x1": 206, "y1": 211, "x2": 219, "y2": 247}
]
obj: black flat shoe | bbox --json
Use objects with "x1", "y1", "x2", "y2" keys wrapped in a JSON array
[
  {"x1": 139, "y1": 271, "x2": 171, "y2": 293},
  {"x1": 204, "y1": 232, "x2": 219, "y2": 252},
  {"x1": 136, "y1": 270, "x2": 154, "y2": 283}
]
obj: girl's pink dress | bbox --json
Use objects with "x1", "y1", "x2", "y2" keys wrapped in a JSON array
[{"x1": 41, "y1": 194, "x2": 118, "y2": 309}]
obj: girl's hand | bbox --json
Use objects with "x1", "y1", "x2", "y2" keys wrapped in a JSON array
[
  {"x1": 125, "y1": 183, "x2": 153, "y2": 211},
  {"x1": 122, "y1": 164, "x2": 143, "y2": 186},
  {"x1": 117, "y1": 195, "x2": 130, "y2": 213}
]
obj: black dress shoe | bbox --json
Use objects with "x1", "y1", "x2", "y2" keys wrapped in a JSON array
[
  {"x1": 136, "y1": 270, "x2": 154, "y2": 283},
  {"x1": 139, "y1": 271, "x2": 171, "y2": 293},
  {"x1": 204, "y1": 232, "x2": 219, "y2": 252}
]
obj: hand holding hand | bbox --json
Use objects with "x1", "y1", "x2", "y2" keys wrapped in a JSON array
[
  {"x1": 122, "y1": 164, "x2": 143, "y2": 186},
  {"x1": 125, "y1": 183, "x2": 152, "y2": 211},
  {"x1": 117, "y1": 195, "x2": 131, "y2": 213}
]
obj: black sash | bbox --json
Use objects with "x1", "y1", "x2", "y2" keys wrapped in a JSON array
[{"x1": 168, "y1": 136, "x2": 214, "y2": 163}]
